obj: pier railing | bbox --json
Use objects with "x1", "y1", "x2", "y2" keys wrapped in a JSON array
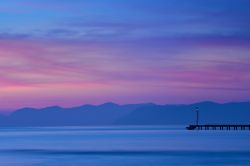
[{"x1": 187, "y1": 124, "x2": 250, "y2": 130}]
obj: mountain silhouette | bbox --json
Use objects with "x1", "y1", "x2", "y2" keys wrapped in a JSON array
[{"x1": 0, "y1": 102, "x2": 250, "y2": 126}]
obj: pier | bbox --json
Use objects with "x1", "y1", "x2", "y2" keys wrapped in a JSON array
[
  {"x1": 186, "y1": 107, "x2": 250, "y2": 130},
  {"x1": 187, "y1": 124, "x2": 250, "y2": 130}
]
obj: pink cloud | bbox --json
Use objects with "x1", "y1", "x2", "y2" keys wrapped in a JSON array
[{"x1": 0, "y1": 37, "x2": 250, "y2": 109}]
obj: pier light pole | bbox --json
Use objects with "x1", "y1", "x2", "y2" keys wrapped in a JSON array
[{"x1": 195, "y1": 107, "x2": 199, "y2": 126}]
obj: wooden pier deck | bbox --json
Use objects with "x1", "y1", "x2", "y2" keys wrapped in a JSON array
[{"x1": 187, "y1": 125, "x2": 250, "y2": 130}]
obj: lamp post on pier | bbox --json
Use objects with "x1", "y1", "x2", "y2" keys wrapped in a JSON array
[{"x1": 195, "y1": 107, "x2": 199, "y2": 126}]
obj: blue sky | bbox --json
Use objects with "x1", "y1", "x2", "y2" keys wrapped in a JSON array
[{"x1": 1, "y1": 0, "x2": 249, "y2": 41}]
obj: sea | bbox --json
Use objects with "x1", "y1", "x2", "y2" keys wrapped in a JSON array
[{"x1": 0, "y1": 126, "x2": 250, "y2": 166}]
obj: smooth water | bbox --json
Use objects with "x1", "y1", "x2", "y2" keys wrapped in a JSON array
[{"x1": 0, "y1": 126, "x2": 250, "y2": 166}]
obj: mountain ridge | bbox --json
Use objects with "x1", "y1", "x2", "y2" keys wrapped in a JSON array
[{"x1": 0, "y1": 101, "x2": 250, "y2": 126}]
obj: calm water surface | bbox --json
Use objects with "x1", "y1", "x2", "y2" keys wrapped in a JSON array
[{"x1": 0, "y1": 126, "x2": 249, "y2": 166}]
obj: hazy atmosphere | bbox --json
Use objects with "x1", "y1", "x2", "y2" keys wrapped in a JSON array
[{"x1": 1, "y1": 0, "x2": 250, "y2": 110}]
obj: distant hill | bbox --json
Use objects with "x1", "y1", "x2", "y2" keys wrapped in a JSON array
[{"x1": 0, "y1": 101, "x2": 250, "y2": 126}]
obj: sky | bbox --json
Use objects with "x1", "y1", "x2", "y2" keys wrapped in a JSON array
[{"x1": 0, "y1": 0, "x2": 250, "y2": 110}]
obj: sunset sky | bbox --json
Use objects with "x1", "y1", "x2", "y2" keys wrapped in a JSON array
[{"x1": 0, "y1": 0, "x2": 250, "y2": 110}]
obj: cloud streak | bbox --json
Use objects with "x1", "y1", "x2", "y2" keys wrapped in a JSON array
[{"x1": 0, "y1": 0, "x2": 250, "y2": 109}]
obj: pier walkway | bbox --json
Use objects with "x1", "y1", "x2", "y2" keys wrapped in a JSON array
[{"x1": 187, "y1": 125, "x2": 250, "y2": 130}]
